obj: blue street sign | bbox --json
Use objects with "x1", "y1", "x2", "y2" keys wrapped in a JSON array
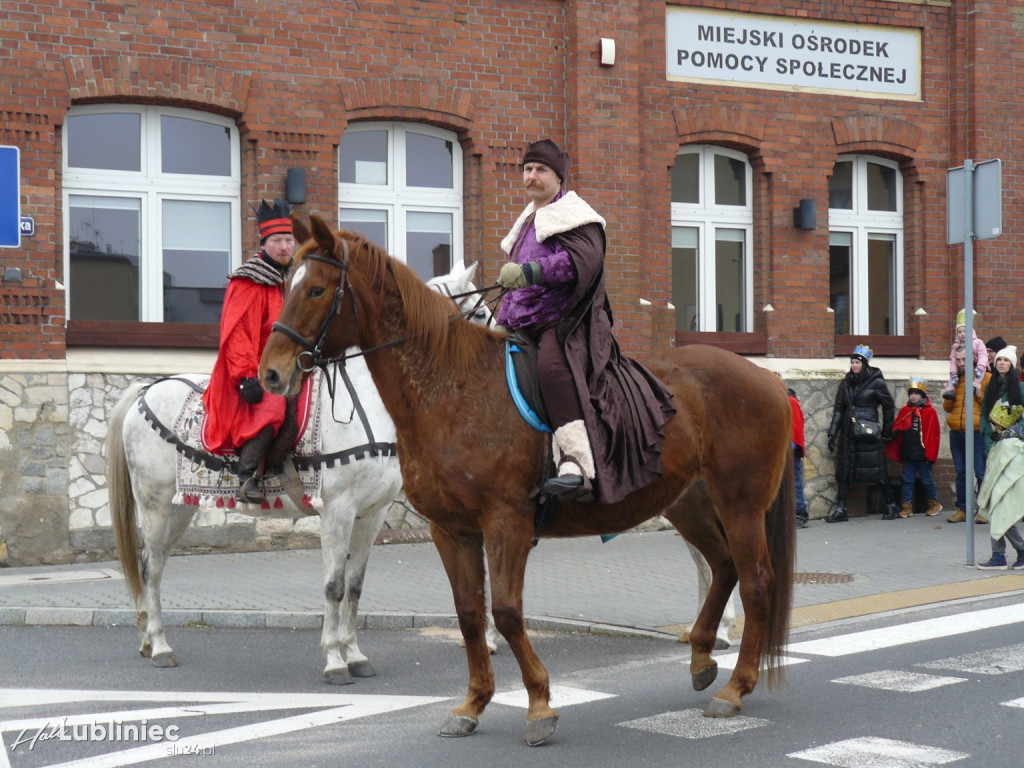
[
  {"x1": 0, "y1": 145, "x2": 20, "y2": 248},
  {"x1": 20, "y1": 216, "x2": 34, "y2": 237}
]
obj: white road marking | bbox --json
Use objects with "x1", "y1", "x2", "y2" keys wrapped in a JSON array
[
  {"x1": 490, "y1": 684, "x2": 615, "y2": 709},
  {"x1": 918, "y1": 642, "x2": 1024, "y2": 675},
  {"x1": 832, "y1": 670, "x2": 966, "y2": 693},
  {"x1": 788, "y1": 603, "x2": 1024, "y2": 657},
  {"x1": 711, "y1": 653, "x2": 809, "y2": 671},
  {"x1": 0, "y1": 688, "x2": 447, "y2": 768},
  {"x1": 789, "y1": 736, "x2": 969, "y2": 766},
  {"x1": 619, "y1": 708, "x2": 768, "y2": 739}
]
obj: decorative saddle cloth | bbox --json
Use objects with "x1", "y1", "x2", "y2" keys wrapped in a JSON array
[{"x1": 139, "y1": 373, "x2": 324, "y2": 511}]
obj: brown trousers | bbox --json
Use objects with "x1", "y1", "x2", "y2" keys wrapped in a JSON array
[{"x1": 533, "y1": 323, "x2": 583, "y2": 430}]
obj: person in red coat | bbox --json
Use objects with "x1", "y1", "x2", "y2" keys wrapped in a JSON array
[
  {"x1": 885, "y1": 376, "x2": 942, "y2": 518},
  {"x1": 202, "y1": 199, "x2": 295, "y2": 504}
]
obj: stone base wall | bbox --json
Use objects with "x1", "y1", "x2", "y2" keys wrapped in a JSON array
[{"x1": 0, "y1": 361, "x2": 957, "y2": 566}]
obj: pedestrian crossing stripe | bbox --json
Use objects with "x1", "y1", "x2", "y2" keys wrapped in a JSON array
[
  {"x1": 0, "y1": 689, "x2": 448, "y2": 768},
  {"x1": 832, "y1": 669, "x2": 966, "y2": 692},
  {"x1": 788, "y1": 736, "x2": 969, "y2": 766}
]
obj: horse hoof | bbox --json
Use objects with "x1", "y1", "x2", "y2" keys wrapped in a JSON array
[
  {"x1": 139, "y1": 645, "x2": 153, "y2": 659},
  {"x1": 347, "y1": 659, "x2": 376, "y2": 678},
  {"x1": 713, "y1": 636, "x2": 732, "y2": 651},
  {"x1": 525, "y1": 715, "x2": 558, "y2": 746},
  {"x1": 439, "y1": 714, "x2": 478, "y2": 738},
  {"x1": 692, "y1": 662, "x2": 718, "y2": 691},
  {"x1": 151, "y1": 652, "x2": 177, "y2": 668},
  {"x1": 703, "y1": 697, "x2": 740, "y2": 718},
  {"x1": 324, "y1": 668, "x2": 355, "y2": 686}
]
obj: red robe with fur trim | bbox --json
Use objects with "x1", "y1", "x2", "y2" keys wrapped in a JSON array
[
  {"x1": 886, "y1": 400, "x2": 940, "y2": 464},
  {"x1": 202, "y1": 275, "x2": 286, "y2": 454}
]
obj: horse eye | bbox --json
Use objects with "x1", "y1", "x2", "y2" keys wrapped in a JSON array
[{"x1": 309, "y1": 287, "x2": 325, "y2": 299}]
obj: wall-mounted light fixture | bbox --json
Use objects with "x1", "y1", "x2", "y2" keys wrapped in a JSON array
[
  {"x1": 599, "y1": 38, "x2": 616, "y2": 67},
  {"x1": 286, "y1": 168, "x2": 307, "y2": 205},
  {"x1": 793, "y1": 198, "x2": 816, "y2": 230}
]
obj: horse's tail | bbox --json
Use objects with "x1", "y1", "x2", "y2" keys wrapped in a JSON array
[
  {"x1": 106, "y1": 383, "x2": 145, "y2": 601},
  {"x1": 762, "y1": 446, "x2": 796, "y2": 687}
]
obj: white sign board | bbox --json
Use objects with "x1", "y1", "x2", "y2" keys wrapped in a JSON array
[{"x1": 666, "y1": 8, "x2": 921, "y2": 100}]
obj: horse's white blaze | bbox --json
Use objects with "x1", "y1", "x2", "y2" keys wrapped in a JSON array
[{"x1": 290, "y1": 262, "x2": 307, "y2": 288}]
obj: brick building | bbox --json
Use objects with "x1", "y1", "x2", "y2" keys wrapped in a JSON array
[{"x1": 0, "y1": 0, "x2": 1018, "y2": 564}]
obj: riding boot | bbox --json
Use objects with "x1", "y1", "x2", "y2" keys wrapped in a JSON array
[
  {"x1": 542, "y1": 420, "x2": 596, "y2": 501},
  {"x1": 236, "y1": 426, "x2": 274, "y2": 505},
  {"x1": 881, "y1": 502, "x2": 900, "y2": 521},
  {"x1": 825, "y1": 500, "x2": 848, "y2": 523}
]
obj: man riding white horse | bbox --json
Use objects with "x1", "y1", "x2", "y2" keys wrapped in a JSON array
[{"x1": 202, "y1": 199, "x2": 295, "y2": 504}]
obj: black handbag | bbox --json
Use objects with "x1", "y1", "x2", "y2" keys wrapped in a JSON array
[{"x1": 851, "y1": 416, "x2": 881, "y2": 441}]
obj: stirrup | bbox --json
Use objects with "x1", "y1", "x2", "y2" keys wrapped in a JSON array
[
  {"x1": 542, "y1": 457, "x2": 594, "y2": 500},
  {"x1": 236, "y1": 476, "x2": 266, "y2": 505}
]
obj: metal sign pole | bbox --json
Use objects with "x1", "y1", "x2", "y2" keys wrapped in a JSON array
[{"x1": 963, "y1": 159, "x2": 975, "y2": 565}]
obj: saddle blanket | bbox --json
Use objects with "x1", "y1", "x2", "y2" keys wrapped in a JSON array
[{"x1": 170, "y1": 373, "x2": 324, "y2": 512}]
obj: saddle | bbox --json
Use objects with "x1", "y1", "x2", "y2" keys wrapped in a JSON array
[
  {"x1": 138, "y1": 374, "x2": 323, "y2": 510},
  {"x1": 505, "y1": 333, "x2": 551, "y2": 433}
]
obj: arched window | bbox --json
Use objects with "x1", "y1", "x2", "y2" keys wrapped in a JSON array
[
  {"x1": 338, "y1": 123, "x2": 463, "y2": 280},
  {"x1": 828, "y1": 155, "x2": 904, "y2": 335},
  {"x1": 670, "y1": 146, "x2": 753, "y2": 332},
  {"x1": 63, "y1": 105, "x2": 241, "y2": 324}
]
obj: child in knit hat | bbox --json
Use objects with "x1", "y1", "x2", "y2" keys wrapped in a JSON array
[
  {"x1": 886, "y1": 377, "x2": 942, "y2": 518},
  {"x1": 943, "y1": 309, "x2": 988, "y2": 401}
]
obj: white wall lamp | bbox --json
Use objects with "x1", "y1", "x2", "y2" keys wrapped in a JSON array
[{"x1": 599, "y1": 38, "x2": 616, "y2": 67}]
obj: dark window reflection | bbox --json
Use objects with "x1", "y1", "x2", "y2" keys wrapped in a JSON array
[
  {"x1": 671, "y1": 153, "x2": 699, "y2": 204},
  {"x1": 714, "y1": 155, "x2": 746, "y2": 206},
  {"x1": 67, "y1": 113, "x2": 141, "y2": 172},
  {"x1": 161, "y1": 116, "x2": 231, "y2": 176},
  {"x1": 340, "y1": 130, "x2": 388, "y2": 185},
  {"x1": 829, "y1": 161, "x2": 853, "y2": 209},
  {"x1": 866, "y1": 162, "x2": 898, "y2": 211},
  {"x1": 406, "y1": 133, "x2": 454, "y2": 189},
  {"x1": 69, "y1": 197, "x2": 141, "y2": 321}
]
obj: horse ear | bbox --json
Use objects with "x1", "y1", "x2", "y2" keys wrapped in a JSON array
[
  {"x1": 291, "y1": 213, "x2": 311, "y2": 245},
  {"x1": 463, "y1": 261, "x2": 479, "y2": 283},
  {"x1": 308, "y1": 214, "x2": 336, "y2": 256}
]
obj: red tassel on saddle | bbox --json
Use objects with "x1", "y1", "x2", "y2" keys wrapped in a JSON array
[{"x1": 273, "y1": 497, "x2": 283, "y2": 509}]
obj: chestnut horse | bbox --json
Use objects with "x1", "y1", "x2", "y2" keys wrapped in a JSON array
[{"x1": 260, "y1": 215, "x2": 795, "y2": 746}]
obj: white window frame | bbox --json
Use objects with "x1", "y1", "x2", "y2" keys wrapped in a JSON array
[
  {"x1": 828, "y1": 154, "x2": 905, "y2": 336},
  {"x1": 62, "y1": 104, "x2": 241, "y2": 322},
  {"x1": 338, "y1": 122, "x2": 463, "y2": 276},
  {"x1": 670, "y1": 145, "x2": 754, "y2": 332}
]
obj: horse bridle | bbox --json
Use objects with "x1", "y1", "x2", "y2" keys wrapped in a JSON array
[{"x1": 270, "y1": 234, "x2": 504, "y2": 400}]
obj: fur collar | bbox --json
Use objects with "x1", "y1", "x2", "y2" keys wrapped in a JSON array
[{"x1": 501, "y1": 191, "x2": 606, "y2": 253}]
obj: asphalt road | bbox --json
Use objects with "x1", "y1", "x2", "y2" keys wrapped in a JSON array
[{"x1": 2, "y1": 596, "x2": 1024, "y2": 768}]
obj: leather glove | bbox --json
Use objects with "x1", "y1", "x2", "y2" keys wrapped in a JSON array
[
  {"x1": 827, "y1": 437, "x2": 836, "y2": 453},
  {"x1": 238, "y1": 376, "x2": 264, "y2": 405},
  {"x1": 497, "y1": 261, "x2": 543, "y2": 290}
]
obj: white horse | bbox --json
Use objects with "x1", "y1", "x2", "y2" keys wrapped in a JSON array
[{"x1": 106, "y1": 262, "x2": 492, "y2": 684}]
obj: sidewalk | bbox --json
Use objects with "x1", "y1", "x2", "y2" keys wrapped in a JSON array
[{"x1": 1, "y1": 515, "x2": 1022, "y2": 638}]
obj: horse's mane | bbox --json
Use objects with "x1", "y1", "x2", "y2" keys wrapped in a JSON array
[{"x1": 337, "y1": 230, "x2": 493, "y2": 377}]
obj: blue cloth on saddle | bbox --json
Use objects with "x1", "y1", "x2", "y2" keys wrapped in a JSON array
[{"x1": 505, "y1": 333, "x2": 551, "y2": 433}]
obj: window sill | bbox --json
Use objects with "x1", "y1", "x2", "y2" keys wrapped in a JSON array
[
  {"x1": 835, "y1": 334, "x2": 920, "y2": 358},
  {"x1": 67, "y1": 321, "x2": 219, "y2": 349}
]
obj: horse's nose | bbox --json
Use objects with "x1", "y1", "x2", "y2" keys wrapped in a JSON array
[{"x1": 262, "y1": 368, "x2": 280, "y2": 392}]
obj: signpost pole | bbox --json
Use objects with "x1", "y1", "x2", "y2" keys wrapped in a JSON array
[{"x1": 963, "y1": 160, "x2": 976, "y2": 565}]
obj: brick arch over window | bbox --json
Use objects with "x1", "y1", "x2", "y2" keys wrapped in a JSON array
[
  {"x1": 670, "y1": 104, "x2": 769, "y2": 172},
  {"x1": 62, "y1": 56, "x2": 249, "y2": 115},
  {"x1": 830, "y1": 115, "x2": 920, "y2": 155},
  {"x1": 338, "y1": 79, "x2": 474, "y2": 134}
]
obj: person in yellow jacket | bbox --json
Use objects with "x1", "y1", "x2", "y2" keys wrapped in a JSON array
[{"x1": 942, "y1": 345, "x2": 991, "y2": 523}]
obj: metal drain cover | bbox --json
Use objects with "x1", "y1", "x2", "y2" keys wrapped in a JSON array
[{"x1": 794, "y1": 572, "x2": 854, "y2": 585}]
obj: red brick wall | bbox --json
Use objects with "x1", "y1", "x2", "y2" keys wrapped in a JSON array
[{"x1": 3, "y1": 1, "x2": 1021, "y2": 362}]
